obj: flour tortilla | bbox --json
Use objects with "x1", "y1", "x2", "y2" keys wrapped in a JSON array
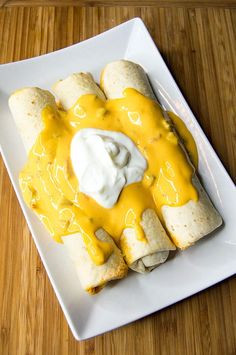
[
  {"x1": 8, "y1": 87, "x2": 57, "y2": 153},
  {"x1": 101, "y1": 60, "x2": 222, "y2": 249},
  {"x1": 53, "y1": 72, "x2": 176, "y2": 272},
  {"x1": 8, "y1": 85, "x2": 128, "y2": 293},
  {"x1": 62, "y1": 229, "x2": 127, "y2": 293},
  {"x1": 120, "y1": 209, "x2": 175, "y2": 273},
  {"x1": 52, "y1": 72, "x2": 106, "y2": 110}
]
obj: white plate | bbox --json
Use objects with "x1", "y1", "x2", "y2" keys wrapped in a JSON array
[{"x1": 0, "y1": 18, "x2": 235, "y2": 340}]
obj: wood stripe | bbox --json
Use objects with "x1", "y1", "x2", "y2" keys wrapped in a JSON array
[
  {"x1": 1, "y1": 1, "x2": 236, "y2": 9},
  {"x1": 0, "y1": 6, "x2": 235, "y2": 355}
]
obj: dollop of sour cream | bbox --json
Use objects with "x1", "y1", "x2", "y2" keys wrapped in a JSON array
[{"x1": 70, "y1": 128, "x2": 147, "y2": 208}]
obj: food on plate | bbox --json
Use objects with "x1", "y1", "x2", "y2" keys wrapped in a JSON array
[
  {"x1": 52, "y1": 73, "x2": 106, "y2": 110},
  {"x1": 9, "y1": 87, "x2": 128, "y2": 294},
  {"x1": 8, "y1": 60, "x2": 222, "y2": 293},
  {"x1": 101, "y1": 60, "x2": 222, "y2": 249},
  {"x1": 8, "y1": 87, "x2": 57, "y2": 152},
  {"x1": 52, "y1": 73, "x2": 176, "y2": 273}
]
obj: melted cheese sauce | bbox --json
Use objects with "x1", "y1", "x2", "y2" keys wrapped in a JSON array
[
  {"x1": 19, "y1": 89, "x2": 198, "y2": 265},
  {"x1": 167, "y1": 111, "x2": 198, "y2": 169}
]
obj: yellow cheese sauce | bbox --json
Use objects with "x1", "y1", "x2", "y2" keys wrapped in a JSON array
[
  {"x1": 19, "y1": 88, "x2": 198, "y2": 265},
  {"x1": 167, "y1": 111, "x2": 198, "y2": 169}
]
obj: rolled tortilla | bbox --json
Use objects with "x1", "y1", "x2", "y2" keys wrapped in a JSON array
[
  {"x1": 9, "y1": 86, "x2": 128, "y2": 293},
  {"x1": 101, "y1": 61, "x2": 156, "y2": 100},
  {"x1": 120, "y1": 209, "x2": 175, "y2": 273},
  {"x1": 54, "y1": 73, "x2": 176, "y2": 273},
  {"x1": 162, "y1": 175, "x2": 223, "y2": 248},
  {"x1": 9, "y1": 87, "x2": 57, "y2": 152},
  {"x1": 62, "y1": 229, "x2": 127, "y2": 293},
  {"x1": 52, "y1": 73, "x2": 106, "y2": 110},
  {"x1": 101, "y1": 59, "x2": 222, "y2": 249}
]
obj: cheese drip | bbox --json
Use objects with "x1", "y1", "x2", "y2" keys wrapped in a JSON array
[
  {"x1": 19, "y1": 89, "x2": 198, "y2": 265},
  {"x1": 167, "y1": 111, "x2": 198, "y2": 169}
]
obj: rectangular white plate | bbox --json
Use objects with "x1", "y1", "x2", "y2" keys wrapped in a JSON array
[{"x1": 0, "y1": 18, "x2": 235, "y2": 340}]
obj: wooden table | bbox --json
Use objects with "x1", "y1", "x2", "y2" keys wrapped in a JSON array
[{"x1": 0, "y1": 2, "x2": 235, "y2": 354}]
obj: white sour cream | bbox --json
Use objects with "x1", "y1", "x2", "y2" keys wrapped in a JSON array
[{"x1": 70, "y1": 128, "x2": 147, "y2": 208}]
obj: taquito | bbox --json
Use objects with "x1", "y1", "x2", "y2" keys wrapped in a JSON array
[
  {"x1": 9, "y1": 85, "x2": 128, "y2": 293},
  {"x1": 101, "y1": 60, "x2": 222, "y2": 249},
  {"x1": 53, "y1": 73, "x2": 176, "y2": 273}
]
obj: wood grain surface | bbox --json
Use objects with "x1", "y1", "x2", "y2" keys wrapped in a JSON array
[
  {"x1": 0, "y1": 5, "x2": 236, "y2": 355},
  {"x1": 1, "y1": 1, "x2": 236, "y2": 8}
]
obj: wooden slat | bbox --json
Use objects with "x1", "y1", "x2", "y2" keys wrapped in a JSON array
[
  {"x1": 1, "y1": 1, "x2": 236, "y2": 9},
  {"x1": 0, "y1": 6, "x2": 235, "y2": 355}
]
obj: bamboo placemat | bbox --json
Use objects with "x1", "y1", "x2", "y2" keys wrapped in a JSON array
[{"x1": 0, "y1": 5, "x2": 235, "y2": 355}]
